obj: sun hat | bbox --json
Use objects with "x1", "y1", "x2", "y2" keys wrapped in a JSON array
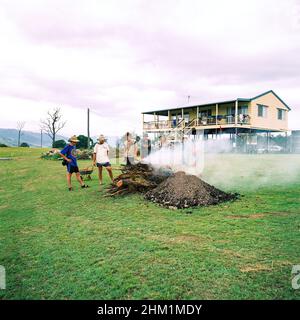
[
  {"x1": 68, "y1": 135, "x2": 79, "y2": 143},
  {"x1": 98, "y1": 135, "x2": 106, "y2": 141}
]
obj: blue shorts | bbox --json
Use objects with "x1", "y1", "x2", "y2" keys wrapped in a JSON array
[{"x1": 97, "y1": 162, "x2": 111, "y2": 168}]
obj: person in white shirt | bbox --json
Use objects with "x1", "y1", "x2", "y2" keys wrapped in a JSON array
[{"x1": 93, "y1": 135, "x2": 113, "y2": 185}]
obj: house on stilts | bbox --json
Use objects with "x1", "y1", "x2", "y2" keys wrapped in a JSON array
[{"x1": 142, "y1": 90, "x2": 290, "y2": 151}]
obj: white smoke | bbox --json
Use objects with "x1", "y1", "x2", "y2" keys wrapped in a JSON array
[
  {"x1": 143, "y1": 135, "x2": 205, "y2": 176},
  {"x1": 142, "y1": 133, "x2": 300, "y2": 191}
]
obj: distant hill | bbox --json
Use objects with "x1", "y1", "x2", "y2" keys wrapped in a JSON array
[
  {"x1": 0, "y1": 128, "x2": 67, "y2": 147},
  {"x1": 0, "y1": 128, "x2": 121, "y2": 148}
]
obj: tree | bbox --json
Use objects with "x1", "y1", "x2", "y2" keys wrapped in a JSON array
[
  {"x1": 20, "y1": 142, "x2": 30, "y2": 147},
  {"x1": 17, "y1": 121, "x2": 25, "y2": 147},
  {"x1": 41, "y1": 108, "x2": 66, "y2": 147},
  {"x1": 53, "y1": 139, "x2": 67, "y2": 149},
  {"x1": 77, "y1": 135, "x2": 94, "y2": 149}
]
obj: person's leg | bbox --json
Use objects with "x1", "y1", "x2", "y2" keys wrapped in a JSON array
[
  {"x1": 98, "y1": 165, "x2": 103, "y2": 184},
  {"x1": 106, "y1": 166, "x2": 114, "y2": 181},
  {"x1": 66, "y1": 172, "x2": 72, "y2": 189},
  {"x1": 75, "y1": 172, "x2": 85, "y2": 186},
  {"x1": 127, "y1": 157, "x2": 134, "y2": 165}
]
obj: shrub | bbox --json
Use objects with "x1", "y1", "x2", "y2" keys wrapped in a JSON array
[
  {"x1": 20, "y1": 142, "x2": 30, "y2": 147},
  {"x1": 41, "y1": 149, "x2": 62, "y2": 160},
  {"x1": 53, "y1": 140, "x2": 67, "y2": 148},
  {"x1": 77, "y1": 135, "x2": 94, "y2": 149},
  {"x1": 0, "y1": 143, "x2": 8, "y2": 147},
  {"x1": 77, "y1": 149, "x2": 93, "y2": 160}
]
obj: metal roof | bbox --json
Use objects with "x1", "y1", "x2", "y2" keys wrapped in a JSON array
[{"x1": 142, "y1": 90, "x2": 291, "y2": 115}]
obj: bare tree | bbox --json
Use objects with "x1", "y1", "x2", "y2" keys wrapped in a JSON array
[
  {"x1": 41, "y1": 108, "x2": 66, "y2": 147},
  {"x1": 17, "y1": 121, "x2": 26, "y2": 147}
]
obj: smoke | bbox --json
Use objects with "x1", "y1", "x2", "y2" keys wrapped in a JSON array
[
  {"x1": 203, "y1": 153, "x2": 300, "y2": 191},
  {"x1": 143, "y1": 135, "x2": 205, "y2": 176},
  {"x1": 142, "y1": 134, "x2": 300, "y2": 191}
]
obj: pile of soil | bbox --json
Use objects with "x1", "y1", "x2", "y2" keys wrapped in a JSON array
[
  {"x1": 144, "y1": 171, "x2": 238, "y2": 209},
  {"x1": 106, "y1": 163, "x2": 172, "y2": 196}
]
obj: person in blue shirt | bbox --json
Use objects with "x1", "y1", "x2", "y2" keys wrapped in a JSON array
[{"x1": 59, "y1": 135, "x2": 89, "y2": 191}]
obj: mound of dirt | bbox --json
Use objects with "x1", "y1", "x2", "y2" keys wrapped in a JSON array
[{"x1": 144, "y1": 171, "x2": 238, "y2": 209}]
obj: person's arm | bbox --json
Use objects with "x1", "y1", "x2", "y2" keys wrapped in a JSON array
[
  {"x1": 123, "y1": 141, "x2": 128, "y2": 158},
  {"x1": 59, "y1": 146, "x2": 71, "y2": 163},
  {"x1": 134, "y1": 144, "x2": 138, "y2": 157},
  {"x1": 93, "y1": 145, "x2": 97, "y2": 165},
  {"x1": 59, "y1": 153, "x2": 71, "y2": 163}
]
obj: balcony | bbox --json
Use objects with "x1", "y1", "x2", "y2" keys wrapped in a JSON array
[{"x1": 143, "y1": 114, "x2": 250, "y2": 130}]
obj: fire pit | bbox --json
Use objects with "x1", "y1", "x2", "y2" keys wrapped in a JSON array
[{"x1": 107, "y1": 163, "x2": 238, "y2": 209}]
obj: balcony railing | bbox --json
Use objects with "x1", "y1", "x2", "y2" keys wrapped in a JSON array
[{"x1": 143, "y1": 114, "x2": 250, "y2": 130}]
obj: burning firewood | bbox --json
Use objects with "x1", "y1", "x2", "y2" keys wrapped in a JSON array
[{"x1": 106, "y1": 163, "x2": 171, "y2": 196}]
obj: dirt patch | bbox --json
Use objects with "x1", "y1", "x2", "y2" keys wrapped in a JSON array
[
  {"x1": 227, "y1": 211, "x2": 291, "y2": 219},
  {"x1": 227, "y1": 214, "x2": 266, "y2": 219},
  {"x1": 241, "y1": 260, "x2": 294, "y2": 273},
  {"x1": 145, "y1": 171, "x2": 238, "y2": 209},
  {"x1": 148, "y1": 233, "x2": 207, "y2": 245},
  {"x1": 240, "y1": 263, "x2": 271, "y2": 273}
]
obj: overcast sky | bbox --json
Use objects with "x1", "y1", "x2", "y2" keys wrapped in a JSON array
[{"x1": 0, "y1": 0, "x2": 299, "y2": 137}]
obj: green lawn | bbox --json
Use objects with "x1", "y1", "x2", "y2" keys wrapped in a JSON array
[{"x1": 0, "y1": 147, "x2": 300, "y2": 299}]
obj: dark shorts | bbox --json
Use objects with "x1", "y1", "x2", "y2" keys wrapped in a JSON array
[
  {"x1": 97, "y1": 162, "x2": 111, "y2": 168},
  {"x1": 67, "y1": 165, "x2": 79, "y2": 174}
]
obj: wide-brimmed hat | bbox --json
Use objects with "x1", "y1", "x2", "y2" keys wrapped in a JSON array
[
  {"x1": 68, "y1": 135, "x2": 79, "y2": 143},
  {"x1": 97, "y1": 134, "x2": 106, "y2": 141}
]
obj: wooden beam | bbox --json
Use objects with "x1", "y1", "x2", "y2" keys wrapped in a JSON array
[{"x1": 235, "y1": 100, "x2": 238, "y2": 125}]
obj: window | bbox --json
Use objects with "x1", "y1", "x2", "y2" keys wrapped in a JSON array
[
  {"x1": 227, "y1": 106, "x2": 235, "y2": 116},
  {"x1": 184, "y1": 113, "x2": 190, "y2": 124},
  {"x1": 257, "y1": 105, "x2": 268, "y2": 118},
  {"x1": 277, "y1": 109, "x2": 286, "y2": 120},
  {"x1": 199, "y1": 109, "x2": 212, "y2": 118},
  {"x1": 238, "y1": 105, "x2": 248, "y2": 115}
]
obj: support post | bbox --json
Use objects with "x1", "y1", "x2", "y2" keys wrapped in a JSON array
[
  {"x1": 87, "y1": 108, "x2": 90, "y2": 149},
  {"x1": 235, "y1": 100, "x2": 238, "y2": 125},
  {"x1": 216, "y1": 103, "x2": 219, "y2": 125},
  {"x1": 40, "y1": 129, "x2": 43, "y2": 148},
  {"x1": 235, "y1": 127, "x2": 238, "y2": 152},
  {"x1": 196, "y1": 106, "x2": 199, "y2": 126}
]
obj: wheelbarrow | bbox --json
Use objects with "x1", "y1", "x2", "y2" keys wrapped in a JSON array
[{"x1": 79, "y1": 165, "x2": 94, "y2": 180}]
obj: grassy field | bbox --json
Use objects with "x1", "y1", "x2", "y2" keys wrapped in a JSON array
[{"x1": 0, "y1": 147, "x2": 300, "y2": 299}]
